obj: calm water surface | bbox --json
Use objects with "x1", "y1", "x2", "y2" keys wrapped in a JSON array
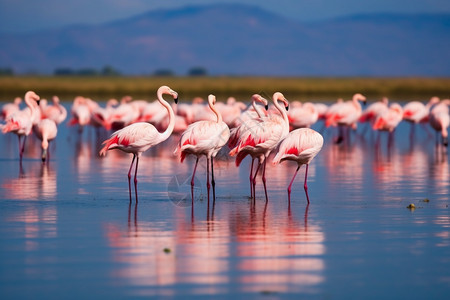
[{"x1": 0, "y1": 102, "x2": 449, "y2": 299}]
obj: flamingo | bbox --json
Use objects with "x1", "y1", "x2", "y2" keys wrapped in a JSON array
[
  {"x1": 403, "y1": 96, "x2": 440, "y2": 142},
  {"x1": 228, "y1": 94, "x2": 268, "y2": 197},
  {"x1": 232, "y1": 94, "x2": 269, "y2": 128},
  {"x1": 325, "y1": 93, "x2": 366, "y2": 143},
  {"x1": 40, "y1": 96, "x2": 68, "y2": 125},
  {"x1": 2, "y1": 91, "x2": 40, "y2": 161},
  {"x1": 428, "y1": 99, "x2": 450, "y2": 146},
  {"x1": 229, "y1": 92, "x2": 289, "y2": 200},
  {"x1": 359, "y1": 97, "x2": 389, "y2": 125},
  {"x1": 91, "y1": 98, "x2": 119, "y2": 130},
  {"x1": 175, "y1": 94, "x2": 230, "y2": 201},
  {"x1": 33, "y1": 119, "x2": 58, "y2": 162},
  {"x1": 273, "y1": 128, "x2": 324, "y2": 203},
  {"x1": 372, "y1": 103, "x2": 404, "y2": 133},
  {"x1": 1, "y1": 97, "x2": 22, "y2": 120},
  {"x1": 288, "y1": 102, "x2": 319, "y2": 129},
  {"x1": 403, "y1": 97, "x2": 440, "y2": 124},
  {"x1": 68, "y1": 96, "x2": 92, "y2": 131},
  {"x1": 108, "y1": 96, "x2": 140, "y2": 130},
  {"x1": 99, "y1": 86, "x2": 179, "y2": 201}
]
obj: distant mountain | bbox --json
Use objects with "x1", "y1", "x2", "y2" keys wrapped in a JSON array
[{"x1": 0, "y1": 4, "x2": 449, "y2": 76}]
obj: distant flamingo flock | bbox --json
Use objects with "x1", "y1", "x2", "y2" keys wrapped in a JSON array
[{"x1": 1, "y1": 86, "x2": 449, "y2": 203}]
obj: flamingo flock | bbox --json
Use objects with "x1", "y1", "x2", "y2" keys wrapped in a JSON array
[{"x1": 1, "y1": 87, "x2": 449, "y2": 204}]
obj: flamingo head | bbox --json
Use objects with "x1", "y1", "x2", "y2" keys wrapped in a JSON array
[
  {"x1": 208, "y1": 94, "x2": 216, "y2": 106},
  {"x1": 25, "y1": 91, "x2": 40, "y2": 105},
  {"x1": 158, "y1": 85, "x2": 179, "y2": 104},
  {"x1": 251, "y1": 94, "x2": 269, "y2": 110},
  {"x1": 273, "y1": 92, "x2": 289, "y2": 111},
  {"x1": 353, "y1": 93, "x2": 367, "y2": 105}
]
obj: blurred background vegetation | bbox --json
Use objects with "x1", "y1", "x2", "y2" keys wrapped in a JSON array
[{"x1": 0, "y1": 65, "x2": 449, "y2": 102}]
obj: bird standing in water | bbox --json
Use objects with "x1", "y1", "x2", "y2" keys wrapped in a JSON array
[
  {"x1": 273, "y1": 128, "x2": 324, "y2": 204},
  {"x1": 175, "y1": 94, "x2": 230, "y2": 202},
  {"x1": 99, "y1": 85, "x2": 179, "y2": 202}
]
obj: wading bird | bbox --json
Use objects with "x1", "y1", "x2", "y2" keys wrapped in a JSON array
[
  {"x1": 99, "y1": 86, "x2": 179, "y2": 202},
  {"x1": 229, "y1": 92, "x2": 289, "y2": 201},
  {"x1": 273, "y1": 128, "x2": 324, "y2": 203},
  {"x1": 325, "y1": 93, "x2": 366, "y2": 143},
  {"x1": 2, "y1": 91, "x2": 40, "y2": 162},
  {"x1": 34, "y1": 119, "x2": 58, "y2": 162},
  {"x1": 228, "y1": 94, "x2": 268, "y2": 197},
  {"x1": 428, "y1": 99, "x2": 450, "y2": 147},
  {"x1": 175, "y1": 94, "x2": 230, "y2": 201}
]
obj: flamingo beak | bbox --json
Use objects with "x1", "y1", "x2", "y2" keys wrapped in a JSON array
[
  {"x1": 443, "y1": 137, "x2": 448, "y2": 147},
  {"x1": 174, "y1": 97, "x2": 178, "y2": 104},
  {"x1": 265, "y1": 104, "x2": 269, "y2": 110},
  {"x1": 285, "y1": 104, "x2": 289, "y2": 111}
]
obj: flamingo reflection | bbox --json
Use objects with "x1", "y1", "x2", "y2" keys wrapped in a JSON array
[{"x1": 234, "y1": 203, "x2": 325, "y2": 293}]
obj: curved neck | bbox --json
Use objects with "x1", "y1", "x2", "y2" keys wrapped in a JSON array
[
  {"x1": 24, "y1": 93, "x2": 37, "y2": 121},
  {"x1": 273, "y1": 93, "x2": 289, "y2": 127},
  {"x1": 209, "y1": 96, "x2": 222, "y2": 123},
  {"x1": 352, "y1": 96, "x2": 363, "y2": 112},
  {"x1": 157, "y1": 90, "x2": 175, "y2": 141},
  {"x1": 253, "y1": 100, "x2": 265, "y2": 118}
]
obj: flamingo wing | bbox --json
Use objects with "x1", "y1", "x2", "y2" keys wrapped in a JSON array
[{"x1": 99, "y1": 122, "x2": 159, "y2": 155}]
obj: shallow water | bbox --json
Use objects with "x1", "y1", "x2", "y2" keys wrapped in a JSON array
[{"x1": 1, "y1": 103, "x2": 449, "y2": 299}]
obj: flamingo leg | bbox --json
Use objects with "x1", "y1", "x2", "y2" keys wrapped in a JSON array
[
  {"x1": 127, "y1": 154, "x2": 136, "y2": 202},
  {"x1": 287, "y1": 165, "x2": 300, "y2": 203},
  {"x1": 261, "y1": 159, "x2": 268, "y2": 202},
  {"x1": 134, "y1": 155, "x2": 139, "y2": 202},
  {"x1": 206, "y1": 157, "x2": 211, "y2": 203},
  {"x1": 249, "y1": 158, "x2": 255, "y2": 198},
  {"x1": 304, "y1": 164, "x2": 310, "y2": 204},
  {"x1": 191, "y1": 157, "x2": 199, "y2": 187},
  {"x1": 191, "y1": 157, "x2": 199, "y2": 202},
  {"x1": 252, "y1": 159, "x2": 262, "y2": 199},
  {"x1": 211, "y1": 157, "x2": 216, "y2": 201},
  {"x1": 335, "y1": 126, "x2": 344, "y2": 144},
  {"x1": 17, "y1": 135, "x2": 22, "y2": 161}
]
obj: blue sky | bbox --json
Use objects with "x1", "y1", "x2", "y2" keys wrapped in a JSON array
[{"x1": 1, "y1": 0, "x2": 449, "y2": 33}]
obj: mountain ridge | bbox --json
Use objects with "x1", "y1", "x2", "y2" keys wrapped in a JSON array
[{"x1": 0, "y1": 4, "x2": 449, "y2": 76}]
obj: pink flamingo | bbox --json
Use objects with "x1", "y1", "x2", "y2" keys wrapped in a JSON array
[
  {"x1": 2, "y1": 91, "x2": 40, "y2": 162},
  {"x1": 68, "y1": 96, "x2": 92, "y2": 131},
  {"x1": 229, "y1": 92, "x2": 289, "y2": 200},
  {"x1": 99, "y1": 86, "x2": 179, "y2": 201},
  {"x1": 403, "y1": 96, "x2": 440, "y2": 142},
  {"x1": 1, "y1": 97, "x2": 22, "y2": 120},
  {"x1": 325, "y1": 93, "x2": 366, "y2": 143},
  {"x1": 175, "y1": 94, "x2": 230, "y2": 201},
  {"x1": 359, "y1": 97, "x2": 389, "y2": 127},
  {"x1": 273, "y1": 128, "x2": 324, "y2": 203},
  {"x1": 428, "y1": 99, "x2": 450, "y2": 146},
  {"x1": 228, "y1": 94, "x2": 268, "y2": 197},
  {"x1": 232, "y1": 94, "x2": 269, "y2": 128},
  {"x1": 288, "y1": 102, "x2": 319, "y2": 129},
  {"x1": 91, "y1": 98, "x2": 119, "y2": 130},
  {"x1": 372, "y1": 103, "x2": 404, "y2": 149},
  {"x1": 33, "y1": 119, "x2": 58, "y2": 162},
  {"x1": 372, "y1": 103, "x2": 404, "y2": 133},
  {"x1": 108, "y1": 96, "x2": 140, "y2": 130},
  {"x1": 40, "y1": 96, "x2": 67, "y2": 125},
  {"x1": 403, "y1": 97, "x2": 440, "y2": 124}
]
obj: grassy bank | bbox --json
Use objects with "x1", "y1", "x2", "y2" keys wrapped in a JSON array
[{"x1": 0, "y1": 76, "x2": 449, "y2": 102}]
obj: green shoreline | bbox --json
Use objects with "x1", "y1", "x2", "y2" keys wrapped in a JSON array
[{"x1": 0, "y1": 76, "x2": 449, "y2": 102}]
